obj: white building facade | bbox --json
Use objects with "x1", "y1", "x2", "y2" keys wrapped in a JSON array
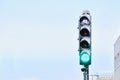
[
  {"x1": 114, "y1": 36, "x2": 120, "y2": 80},
  {"x1": 90, "y1": 74, "x2": 114, "y2": 80},
  {"x1": 98, "y1": 74, "x2": 114, "y2": 80}
]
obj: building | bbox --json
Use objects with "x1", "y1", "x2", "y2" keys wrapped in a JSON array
[
  {"x1": 90, "y1": 74, "x2": 114, "y2": 80},
  {"x1": 98, "y1": 74, "x2": 114, "y2": 80},
  {"x1": 114, "y1": 36, "x2": 120, "y2": 80}
]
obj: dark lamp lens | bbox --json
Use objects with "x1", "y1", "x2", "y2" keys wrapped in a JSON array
[
  {"x1": 80, "y1": 40, "x2": 89, "y2": 48},
  {"x1": 80, "y1": 29, "x2": 89, "y2": 36}
]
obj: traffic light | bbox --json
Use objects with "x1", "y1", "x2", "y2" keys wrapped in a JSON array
[{"x1": 78, "y1": 10, "x2": 91, "y2": 66}]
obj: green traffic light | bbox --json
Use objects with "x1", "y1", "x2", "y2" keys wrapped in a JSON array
[{"x1": 80, "y1": 51, "x2": 90, "y2": 64}]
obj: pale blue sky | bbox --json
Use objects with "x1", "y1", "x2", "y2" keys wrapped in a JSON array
[{"x1": 0, "y1": 0, "x2": 120, "y2": 80}]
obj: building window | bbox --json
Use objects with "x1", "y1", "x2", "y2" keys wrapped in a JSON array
[{"x1": 115, "y1": 56, "x2": 116, "y2": 68}]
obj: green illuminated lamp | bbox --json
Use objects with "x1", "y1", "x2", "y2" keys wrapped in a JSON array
[{"x1": 80, "y1": 51, "x2": 91, "y2": 65}]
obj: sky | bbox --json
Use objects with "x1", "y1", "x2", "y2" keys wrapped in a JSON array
[{"x1": 0, "y1": 0, "x2": 120, "y2": 80}]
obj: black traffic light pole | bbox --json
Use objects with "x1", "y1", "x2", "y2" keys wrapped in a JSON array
[
  {"x1": 86, "y1": 66, "x2": 89, "y2": 80},
  {"x1": 81, "y1": 66, "x2": 89, "y2": 80}
]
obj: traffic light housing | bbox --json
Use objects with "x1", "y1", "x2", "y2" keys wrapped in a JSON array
[{"x1": 78, "y1": 10, "x2": 91, "y2": 66}]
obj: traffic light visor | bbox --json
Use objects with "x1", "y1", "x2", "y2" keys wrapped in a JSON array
[{"x1": 79, "y1": 16, "x2": 90, "y2": 25}]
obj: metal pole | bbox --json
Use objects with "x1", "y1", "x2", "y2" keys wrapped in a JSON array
[
  {"x1": 83, "y1": 72, "x2": 86, "y2": 80},
  {"x1": 85, "y1": 66, "x2": 89, "y2": 80},
  {"x1": 87, "y1": 66, "x2": 89, "y2": 80},
  {"x1": 82, "y1": 66, "x2": 89, "y2": 80}
]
